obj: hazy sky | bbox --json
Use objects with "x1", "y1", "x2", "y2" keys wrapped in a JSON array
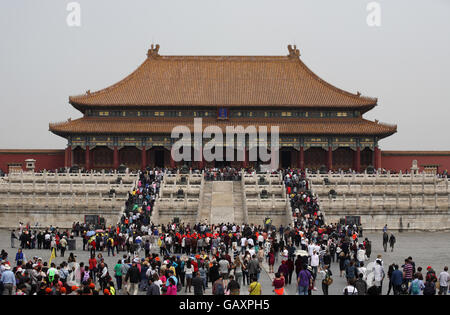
[{"x1": 0, "y1": 0, "x2": 449, "y2": 150}]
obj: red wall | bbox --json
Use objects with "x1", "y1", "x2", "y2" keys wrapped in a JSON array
[
  {"x1": 382, "y1": 151, "x2": 450, "y2": 173},
  {"x1": 0, "y1": 150, "x2": 65, "y2": 173},
  {"x1": 1, "y1": 149, "x2": 450, "y2": 173}
]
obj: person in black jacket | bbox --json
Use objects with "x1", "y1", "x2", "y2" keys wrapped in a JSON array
[
  {"x1": 192, "y1": 272, "x2": 205, "y2": 295},
  {"x1": 147, "y1": 276, "x2": 161, "y2": 295},
  {"x1": 125, "y1": 262, "x2": 140, "y2": 295}
]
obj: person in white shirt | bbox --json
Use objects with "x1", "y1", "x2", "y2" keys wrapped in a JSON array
[
  {"x1": 357, "y1": 262, "x2": 368, "y2": 280},
  {"x1": 438, "y1": 266, "x2": 450, "y2": 295},
  {"x1": 310, "y1": 251, "x2": 320, "y2": 279},
  {"x1": 372, "y1": 260, "x2": 385, "y2": 294},
  {"x1": 308, "y1": 243, "x2": 315, "y2": 257},
  {"x1": 343, "y1": 283, "x2": 358, "y2": 295},
  {"x1": 357, "y1": 246, "x2": 368, "y2": 266},
  {"x1": 240, "y1": 237, "x2": 247, "y2": 254}
]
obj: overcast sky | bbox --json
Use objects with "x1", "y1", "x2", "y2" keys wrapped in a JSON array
[{"x1": 0, "y1": 0, "x2": 449, "y2": 150}]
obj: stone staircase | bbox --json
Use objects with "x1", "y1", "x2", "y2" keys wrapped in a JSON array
[
  {"x1": 198, "y1": 181, "x2": 213, "y2": 224},
  {"x1": 210, "y1": 181, "x2": 234, "y2": 224},
  {"x1": 233, "y1": 181, "x2": 246, "y2": 225}
]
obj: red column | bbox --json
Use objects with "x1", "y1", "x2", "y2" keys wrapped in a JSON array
[
  {"x1": 327, "y1": 147, "x2": 333, "y2": 171},
  {"x1": 64, "y1": 147, "x2": 70, "y2": 168},
  {"x1": 68, "y1": 147, "x2": 72, "y2": 168},
  {"x1": 242, "y1": 149, "x2": 248, "y2": 168},
  {"x1": 375, "y1": 146, "x2": 382, "y2": 170},
  {"x1": 354, "y1": 147, "x2": 361, "y2": 172},
  {"x1": 113, "y1": 146, "x2": 119, "y2": 169},
  {"x1": 141, "y1": 147, "x2": 147, "y2": 170},
  {"x1": 298, "y1": 146, "x2": 304, "y2": 169},
  {"x1": 85, "y1": 146, "x2": 90, "y2": 171}
]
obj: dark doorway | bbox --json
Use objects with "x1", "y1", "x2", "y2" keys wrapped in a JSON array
[
  {"x1": 155, "y1": 150, "x2": 165, "y2": 168},
  {"x1": 304, "y1": 147, "x2": 327, "y2": 170},
  {"x1": 281, "y1": 151, "x2": 291, "y2": 168}
]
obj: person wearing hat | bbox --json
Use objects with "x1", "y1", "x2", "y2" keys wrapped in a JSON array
[
  {"x1": 1, "y1": 264, "x2": 15, "y2": 295},
  {"x1": 297, "y1": 265, "x2": 312, "y2": 295}
]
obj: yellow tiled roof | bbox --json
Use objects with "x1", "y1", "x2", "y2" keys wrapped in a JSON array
[
  {"x1": 69, "y1": 46, "x2": 377, "y2": 109},
  {"x1": 49, "y1": 117, "x2": 396, "y2": 138}
]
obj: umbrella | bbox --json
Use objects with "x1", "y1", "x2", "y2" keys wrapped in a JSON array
[
  {"x1": 95, "y1": 229, "x2": 105, "y2": 233},
  {"x1": 86, "y1": 231, "x2": 95, "y2": 237}
]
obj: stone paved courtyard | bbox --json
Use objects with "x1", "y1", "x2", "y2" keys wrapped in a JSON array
[{"x1": 2, "y1": 229, "x2": 450, "y2": 295}]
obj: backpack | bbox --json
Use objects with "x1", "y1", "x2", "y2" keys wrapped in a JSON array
[
  {"x1": 423, "y1": 281, "x2": 435, "y2": 295},
  {"x1": 48, "y1": 269, "x2": 56, "y2": 282},
  {"x1": 83, "y1": 271, "x2": 90, "y2": 282},
  {"x1": 411, "y1": 280, "x2": 420, "y2": 295}
]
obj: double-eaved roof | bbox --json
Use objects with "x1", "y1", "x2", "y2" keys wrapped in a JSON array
[
  {"x1": 50, "y1": 117, "x2": 396, "y2": 137},
  {"x1": 50, "y1": 45, "x2": 396, "y2": 138},
  {"x1": 69, "y1": 45, "x2": 376, "y2": 110}
]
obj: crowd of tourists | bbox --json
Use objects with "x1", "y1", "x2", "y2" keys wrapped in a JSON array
[
  {"x1": 204, "y1": 167, "x2": 241, "y2": 181},
  {"x1": 0, "y1": 167, "x2": 449, "y2": 296}
]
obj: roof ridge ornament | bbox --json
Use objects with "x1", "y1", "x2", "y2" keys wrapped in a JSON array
[
  {"x1": 287, "y1": 44, "x2": 300, "y2": 58},
  {"x1": 147, "y1": 44, "x2": 160, "y2": 58}
]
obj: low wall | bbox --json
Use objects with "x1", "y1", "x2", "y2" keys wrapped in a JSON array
[{"x1": 0, "y1": 207, "x2": 123, "y2": 229}]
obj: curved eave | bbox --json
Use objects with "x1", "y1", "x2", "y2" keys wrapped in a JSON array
[
  {"x1": 49, "y1": 117, "x2": 397, "y2": 139},
  {"x1": 69, "y1": 102, "x2": 378, "y2": 112},
  {"x1": 68, "y1": 51, "x2": 378, "y2": 109}
]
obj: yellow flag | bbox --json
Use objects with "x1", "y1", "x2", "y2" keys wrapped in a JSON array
[{"x1": 49, "y1": 248, "x2": 56, "y2": 264}]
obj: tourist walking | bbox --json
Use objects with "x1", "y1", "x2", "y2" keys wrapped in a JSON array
[
  {"x1": 192, "y1": 272, "x2": 205, "y2": 295},
  {"x1": 248, "y1": 276, "x2": 262, "y2": 295},
  {"x1": 1, "y1": 264, "x2": 15, "y2": 295},
  {"x1": 272, "y1": 272, "x2": 285, "y2": 295},
  {"x1": 438, "y1": 266, "x2": 449, "y2": 295},
  {"x1": 389, "y1": 234, "x2": 396, "y2": 252},
  {"x1": 124, "y1": 261, "x2": 140, "y2": 295},
  {"x1": 10, "y1": 230, "x2": 17, "y2": 249},
  {"x1": 321, "y1": 265, "x2": 332, "y2": 295},
  {"x1": 382, "y1": 232, "x2": 388, "y2": 252},
  {"x1": 297, "y1": 267, "x2": 312, "y2": 295}
]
